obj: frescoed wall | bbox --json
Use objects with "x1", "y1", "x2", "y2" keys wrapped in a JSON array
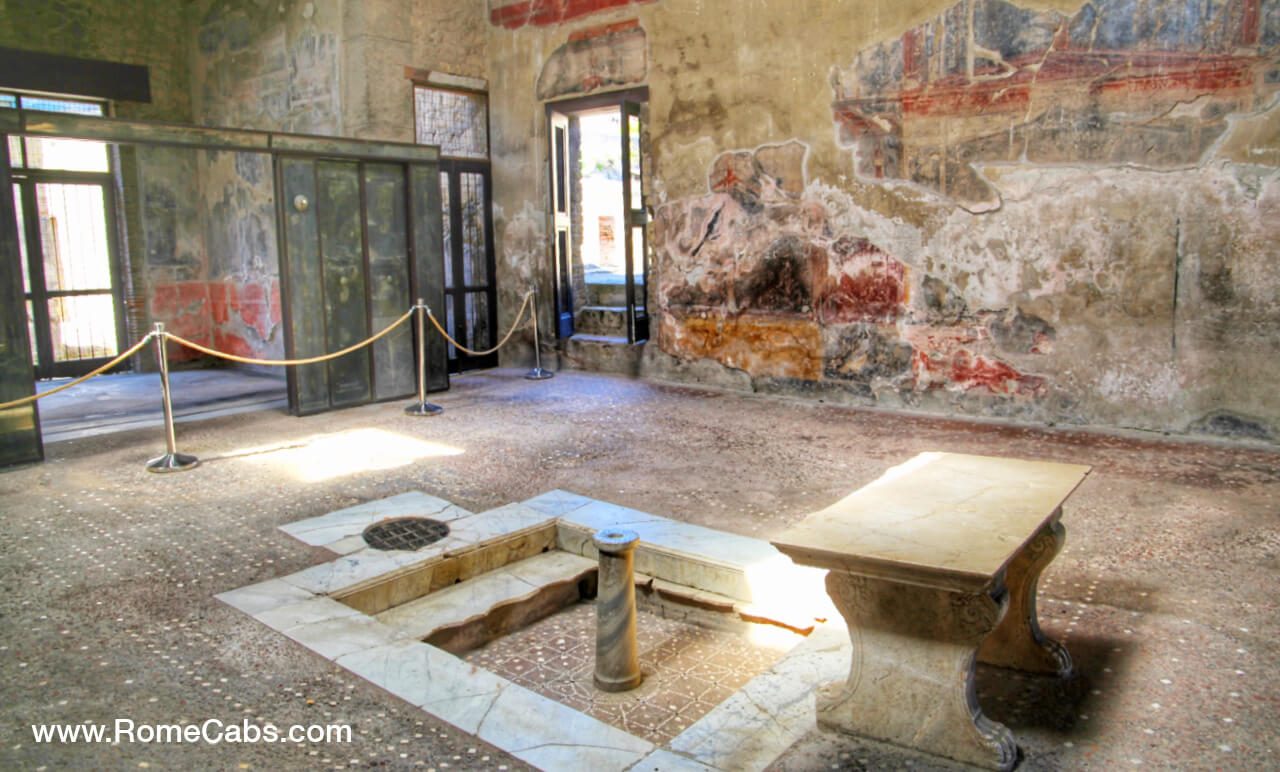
[{"x1": 485, "y1": 0, "x2": 1280, "y2": 442}]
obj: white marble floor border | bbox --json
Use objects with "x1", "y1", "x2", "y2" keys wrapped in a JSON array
[{"x1": 217, "y1": 490, "x2": 850, "y2": 772}]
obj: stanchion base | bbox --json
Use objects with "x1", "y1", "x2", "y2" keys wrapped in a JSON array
[
  {"x1": 525, "y1": 368, "x2": 554, "y2": 380},
  {"x1": 404, "y1": 402, "x2": 444, "y2": 416},
  {"x1": 145, "y1": 453, "x2": 200, "y2": 474}
]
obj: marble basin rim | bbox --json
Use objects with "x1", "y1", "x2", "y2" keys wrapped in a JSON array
[{"x1": 217, "y1": 490, "x2": 840, "y2": 772}]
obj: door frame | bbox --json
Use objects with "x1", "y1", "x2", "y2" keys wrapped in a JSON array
[
  {"x1": 13, "y1": 167, "x2": 129, "y2": 380},
  {"x1": 438, "y1": 158, "x2": 499, "y2": 374},
  {"x1": 544, "y1": 87, "x2": 649, "y2": 344}
]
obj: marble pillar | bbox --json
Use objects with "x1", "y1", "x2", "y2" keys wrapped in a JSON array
[
  {"x1": 593, "y1": 528, "x2": 642, "y2": 692},
  {"x1": 817, "y1": 573, "x2": 1017, "y2": 771}
]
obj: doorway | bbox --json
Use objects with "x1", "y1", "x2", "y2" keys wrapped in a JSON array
[
  {"x1": 5, "y1": 93, "x2": 127, "y2": 380},
  {"x1": 547, "y1": 90, "x2": 648, "y2": 345}
]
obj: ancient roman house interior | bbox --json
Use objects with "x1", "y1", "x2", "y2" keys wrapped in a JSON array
[{"x1": 0, "y1": 0, "x2": 1277, "y2": 769}]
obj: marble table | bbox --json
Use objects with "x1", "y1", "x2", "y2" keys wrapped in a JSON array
[{"x1": 771, "y1": 452, "x2": 1091, "y2": 771}]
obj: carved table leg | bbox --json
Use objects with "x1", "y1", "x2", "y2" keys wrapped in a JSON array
[
  {"x1": 818, "y1": 572, "x2": 1017, "y2": 771},
  {"x1": 978, "y1": 517, "x2": 1074, "y2": 677}
]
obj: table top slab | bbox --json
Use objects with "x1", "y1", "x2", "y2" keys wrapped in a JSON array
[{"x1": 772, "y1": 452, "x2": 1091, "y2": 592}]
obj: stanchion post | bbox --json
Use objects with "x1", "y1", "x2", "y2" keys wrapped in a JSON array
[
  {"x1": 525, "y1": 285, "x2": 554, "y2": 380},
  {"x1": 405, "y1": 298, "x2": 443, "y2": 416},
  {"x1": 145, "y1": 324, "x2": 199, "y2": 473}
]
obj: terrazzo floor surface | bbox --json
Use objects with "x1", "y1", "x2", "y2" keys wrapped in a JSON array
[{"x1": 0, "y1": 368, "x2": 1276, "y2": 770}]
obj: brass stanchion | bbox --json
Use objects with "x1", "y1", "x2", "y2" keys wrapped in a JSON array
[
  {"x1": 405, "y1": 298, "x2": 443, "y2": 416},
  {"x1": 145, "y1": 324, "x2": 199, "y2": 473},
  {"x1": 525, "y1": 285, "x2": 554, "y2": 380}
]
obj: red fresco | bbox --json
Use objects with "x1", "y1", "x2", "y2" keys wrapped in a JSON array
[
  {"x1": 236, "y1": 282, "x2": 272, "y2": 340},
  {"x1": 914, "y1": 348, "x2": 1046, "y2": 396},
  {"x1": 816, "y1": 242, "x2": 908, "y2": 324},
  {"x1": 154, "y1": 280, "x2": 276, "y2": 361},
  {"x1": 490, "y1": 0, "x2": 655, "y2": 29},
  {"x1": 150, "y1": 282, "x2": 212, "y2": 362},
  {"x1": 838, "y1": 49, "x2": 1261, "y2": 129},
  {"x1": 208, "y1": 282, "x2": 230, "y2": 325},
  {"x1": 269, "y1": 282, "x2": 282, "y2": 327},
  {"x1": 568, "y1": 18, "x2": 640, "y2": 42},
  {"x1": 212, "y1": 330, "x2": 257, "y2": 359}
]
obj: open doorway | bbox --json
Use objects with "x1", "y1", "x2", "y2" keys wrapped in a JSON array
[
  {"x1": 5, "y1": 92, "x2": 128, "y2": 380},
  {"x1": 547, "y1": 90, "x2": 648, "y2": 345}
]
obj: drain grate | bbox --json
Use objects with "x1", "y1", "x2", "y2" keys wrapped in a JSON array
[{"x1": 362, "y1": 517, "x2": 450, "y2": 551}]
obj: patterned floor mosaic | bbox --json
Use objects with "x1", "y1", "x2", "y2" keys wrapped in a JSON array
[{"x1": 464, "y1": 601, "x2": 788, "y2": 746}]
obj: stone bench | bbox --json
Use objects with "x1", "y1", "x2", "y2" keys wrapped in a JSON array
[{"x1": 771, "y1": 452, "x2": 1091, "y2": 771}]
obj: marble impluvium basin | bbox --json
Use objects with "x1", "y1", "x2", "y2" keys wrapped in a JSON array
[{"x1": 218, "y1": 490, "x2": 842, "y2": 772}]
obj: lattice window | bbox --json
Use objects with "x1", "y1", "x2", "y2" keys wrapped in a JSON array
[{"x1": 413, "y1": 86, "x2": 488, "y2": 160}]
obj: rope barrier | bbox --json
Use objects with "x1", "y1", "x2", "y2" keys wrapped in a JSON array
[
  {"x1": 0, "y1": 333, "x2": 155, "y2": 411},
  {"x1": 163, "y1": 309, "x2": 414, "y2": 366},
  {"x1": 425, "y1": 290, "x2": 534, "y2": 358},
  {"x1": 1, "y1": 289, "x2": 545, "y2": 413}
]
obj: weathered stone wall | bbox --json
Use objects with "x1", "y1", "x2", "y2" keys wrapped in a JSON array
[
  {"x1": 411, "y1": 0, "x2": 490, "y2": 82},
  {"x1": 485, "y1": 0, "x2": 1280, "y2": 443},
  {"x1": 0, "y1": 0, "x2": 193, "y2": 122},
  {"x1": 185, "y1": 0, "x2": 489, "y2": 360},
  {"x1": 187, "y1": 0, "x2": 345, "y2": 360},
  {"x1": 192, "y1": 0, "x2": 343, "y2": 135}
]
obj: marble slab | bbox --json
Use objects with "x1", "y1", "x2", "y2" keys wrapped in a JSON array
[
  {"x1": 279, "y1": 545, "x2": 449, "y2": 596},
  {"x1": 521, "y1": 489, "x2": 596, "y2": 518},
  {"x1": 375, "y1": 551, "x2": 597, "y2": 639},
  {"x1": 476, "y1": 680, "x2": 655, "y2": 770},
  {"x1": 339, "y1": 639, "x2": 655, "y2": 769},
  {"x1": 214, "y1": 578, "x2": 316, "y2": 616},
  {"x1": 336, "y1": 638, "x2": 509, "y2": 722},
  {"x1": 279, "y1": 491, "x2": 472, "y2": 550},
  {"x1": 772, "y1": 452, "x2": 1091, "y2": 592},
  {"x1": 667, "y1": 621, "x2": 851, "y2": 771},
  {"x1": 627, "y1": 749, "x2": 722, "y2": 772},
  {"x1": 445, "y1": 502, "x2": 558, "y2": 545},
  {"x1": 555, "y1": 498, "x2": 828, "y2": 619}
]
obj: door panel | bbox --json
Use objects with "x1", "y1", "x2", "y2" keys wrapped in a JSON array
[
  {"x1": 550, "y1": 111, "x2": 574, "y2": 339},
  {"x1": 316, "y1": 160, "x2": 371, "y2": 408},
  {"x1": 409, "y1": 163, "x2": 449, "y2": 391},
  {"x1": 364, "y1": 163, "x2": 414, "y2": 400},
  {"x1": 280, "y1": 156, "x2": 446, "y2": 415},
  {"x1": 439, "y1": 160, "x2": 497, "y2": 373},
  {"x1": 620, "y1": 101, "x2": 648, "y2": 342},
  {"x1": 279, "y1": 157, "x2": 328, "y2": 413},
  {"x1": 15, "y1": 176, "x2": 125, "y2": 378},
  {"x1": 0, "y1": 141, "x2": 42, "y2": 466}
]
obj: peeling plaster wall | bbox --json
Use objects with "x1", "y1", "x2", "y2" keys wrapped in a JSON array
[
  {"x1": 0, "y1": 0, "x2": 193, "y2": 122},
  {"x1": 183, "y1": 0, "x2": 346, "y2": 361},
  {"x1": 185, "y1": 0, "x2": 489, "y2": 362},
  {"x1": 485, "y1": 0, "x2": 1280, "y2": 443}
]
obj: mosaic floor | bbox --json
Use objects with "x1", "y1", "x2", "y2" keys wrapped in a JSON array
[
  {"x1": 3, "y1": 369, "x2": 1276, "y2": 771},
  {"x1": 464, "y1": 601, "x2": 788, "y2": 746}
]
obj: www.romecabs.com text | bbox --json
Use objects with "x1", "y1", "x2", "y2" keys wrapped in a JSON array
[{"x1": 32, "y1": 718, "x2": 352, "y2": 745}]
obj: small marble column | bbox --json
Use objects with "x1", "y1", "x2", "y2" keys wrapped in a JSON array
[{"x1": 593, "y1": 528, "x2": 642, "y2": 692}]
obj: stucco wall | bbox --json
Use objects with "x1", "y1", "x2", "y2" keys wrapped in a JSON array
[
  {"x1": 0, "y1": 0, "x2": 193, "y2": 122},
  {"x1": 485, "y1": 0, "x2": 1280, "y2": 443},
  {"x1": 183, "y1": 0, "x2": 347, "y2": 361},
  {"x1": 186, "y1": 0, "x2": 489, "y2": 361}
]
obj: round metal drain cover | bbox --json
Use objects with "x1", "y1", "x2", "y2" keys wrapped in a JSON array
[{"x1": 362, "y1": 517, "x2": 449, "y2": 551}]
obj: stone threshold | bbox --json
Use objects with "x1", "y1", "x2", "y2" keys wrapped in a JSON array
[{"x1": 217, "y1": 490, "x2": 849, "y2": 772}]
